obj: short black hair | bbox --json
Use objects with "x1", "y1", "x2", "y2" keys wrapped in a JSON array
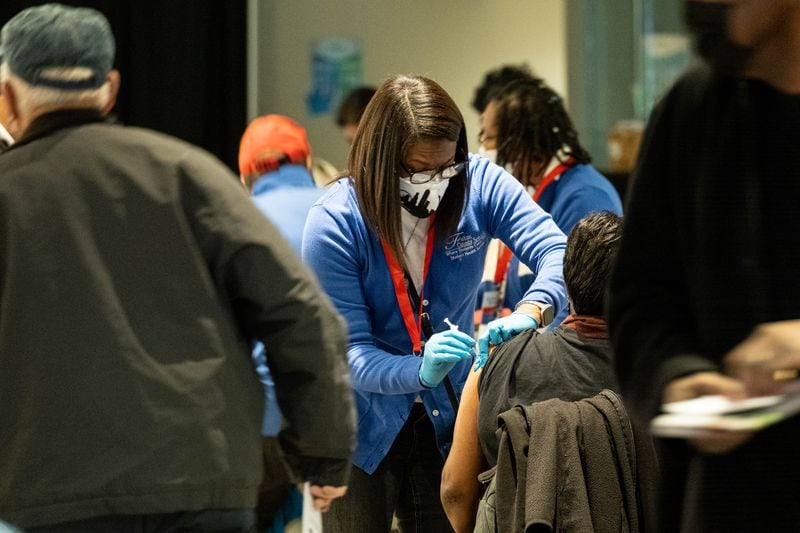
[
  {"x1": 563, "y1": 212, "x2": 623, "y2": 316},
  {"x1": 336, "y1": 86, "x2": 377, "y2": 127},
  {"x1": 471, "y1": 64, "x2": 537, "y2": 113}
]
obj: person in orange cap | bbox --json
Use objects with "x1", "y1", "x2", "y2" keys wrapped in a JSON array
[
  {"x1": 239, "y1": 114, "x2": 325, "y2": 252},
  {"x1": 239, "y1": 114, "x2": 339, "y2": 530}
]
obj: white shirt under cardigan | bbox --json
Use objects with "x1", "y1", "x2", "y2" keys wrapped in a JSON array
[{"x1": 401, "y1": 208, "x2": 429, "y2": 293}]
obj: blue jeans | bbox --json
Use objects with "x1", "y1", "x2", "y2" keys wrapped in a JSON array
[
  {"x1": 323, "y1": 403, "x2": 454, "y2": 533},
  {"x1": 26, "y1": 509, "x2": 256, "y2": 532}
]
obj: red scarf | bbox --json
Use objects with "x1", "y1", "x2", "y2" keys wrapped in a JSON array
[{"x1": 562, "y1": 315, "x2": 608, "y2": 340}]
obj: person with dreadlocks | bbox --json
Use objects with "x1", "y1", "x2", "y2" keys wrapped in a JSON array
[
  {"x1": 475, "y1": 78, "x2": 622, "y2": 327},
  {"x1": 470, "y1": 63, "x2": 537, "y2": 115}
]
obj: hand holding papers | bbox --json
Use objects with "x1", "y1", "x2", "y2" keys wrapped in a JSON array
[
  {"x1": 652, "y1": 390, "x2": 800, "y2": 438},
  {"x1": 302, "y1": 483, "x2": 322, "y2": 533}
]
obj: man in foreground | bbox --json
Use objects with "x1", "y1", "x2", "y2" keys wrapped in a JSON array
[
  {"x1": 0, "y1": 4, "x2": 354, "y2": 530},
  {"x1": 609, "y1": 1, "x2": 800, "y2": 530}
]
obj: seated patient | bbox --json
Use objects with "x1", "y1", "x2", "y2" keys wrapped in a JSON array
[{"x1": 441, "y1": 212, "x2": 623, "y2": 532}]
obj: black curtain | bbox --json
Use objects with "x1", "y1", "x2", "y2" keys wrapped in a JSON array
[{"x1": 1, "y1": 0, "x2": 247, "y2": 172}]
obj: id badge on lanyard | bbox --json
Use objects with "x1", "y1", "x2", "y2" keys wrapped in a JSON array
[
  {"x1": 381, "y1": 220, "x2": 462, "y2": 410},
  {"x1": 481, "y1": 159, "x2": 572, "y2": 323},
  {"x1": 480, "y1": 288, "x2": 500, "y2": 312},
  {"x1": 481, "y1": 245, "x2": 513, "y2": 324}
]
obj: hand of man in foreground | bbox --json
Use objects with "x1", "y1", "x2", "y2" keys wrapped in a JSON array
[
  {"x1": 725, "y1": 320, "x2": 800, "y2": 397},
  {"x1": 662, "y1": 371, "x2": 753, "y2": 454},
  {"x1": 308, "y1": 484, "x2": 348, "y2": 512}
]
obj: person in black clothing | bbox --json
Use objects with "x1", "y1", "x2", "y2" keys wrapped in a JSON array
[
  {"x1": 441, "y1": 212, "x2": 623, "y2": 532},
  {"x1": 609, "y1": 1, "x2": 800, "y2": 531},
  {"x1": 471, "y1": 63, "x2": 537, "y2": 115}
]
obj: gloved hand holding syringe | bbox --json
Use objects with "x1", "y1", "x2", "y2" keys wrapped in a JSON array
[{"x1": 417, "y1": 317, "x2": 475, "y2": 388}]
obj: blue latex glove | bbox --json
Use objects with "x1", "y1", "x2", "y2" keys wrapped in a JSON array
[
  {"x1": 475, "y1": 312, "x2": 538, "y2": 370},
  {"x1": 419, "y1": 329, "x2": 476, "y2": 388}
]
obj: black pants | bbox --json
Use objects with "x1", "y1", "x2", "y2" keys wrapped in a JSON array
[
  {"x1": 661, "y1": 416, "x2": 800, "y2": 532},
  {"x1": 323, "y1": 403, "x2": 454, "y2": 533},
  {"x1": 26, "y1": 509, "x2": 256, "y2": 533}
]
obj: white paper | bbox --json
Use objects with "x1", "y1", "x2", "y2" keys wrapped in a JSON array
[
  {"x1": 662, "y1": 394, "x2": 784, "y2": 416},
  {"x1": 302, "y1": 482, "x2": 323, "y2": 533},
  {"x1": 652, "y1": 392, "x2": 800, "y2": 438},
  {"x1": 651, "y1": 412, "x2": 782, "y2": 437},
  {"x1": 0, "y1": 123, "x2": 13, "y2": 147}
]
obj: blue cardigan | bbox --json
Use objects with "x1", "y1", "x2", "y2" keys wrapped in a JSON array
[
  {"x1": 302, "y1": 155, "x2": 567, "y2": 473},
  {"x1": 536, "y1": 163, "x2": 622, "y2": 235},
  {"x1": 505, "y1": 163, "x2": 623, "y2": 322}
]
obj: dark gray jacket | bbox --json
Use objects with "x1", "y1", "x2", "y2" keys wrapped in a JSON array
[
  {"x1": 480, "y1": 391, "x2": 657, "y2": 533},
  {"x1": 0, "y1": 110, "x2": 355, "y2": 528}
]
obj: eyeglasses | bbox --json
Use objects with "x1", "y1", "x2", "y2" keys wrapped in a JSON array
[{"x1": 402, "y1": 161, "x2": 466, "y2": 184}]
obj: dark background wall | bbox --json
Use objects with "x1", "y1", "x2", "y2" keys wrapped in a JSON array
[{"x1": 1, "y1": 0, "x2": 247, "y2": 172}]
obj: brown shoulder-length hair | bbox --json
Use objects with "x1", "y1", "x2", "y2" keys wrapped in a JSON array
[{"x1": 347, "y1": 74, "x2": 469, "y2": 270}]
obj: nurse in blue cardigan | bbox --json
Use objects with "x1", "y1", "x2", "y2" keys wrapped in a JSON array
[{"x1": 302, "y1": 74, "x2": 567, "y2": 532}]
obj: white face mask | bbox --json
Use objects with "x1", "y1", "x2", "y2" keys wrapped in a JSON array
[
  {"x1": 399, "y1": 177, "x2": 451, "y2": 218},
  {"x1": 0, "y1": 123, "x2": 13, "y2": 148},
  {"x1": 477, "y1": 144, "x2": 514, "y2": 176},
  {"x1": 477, "y1": 144, "x2": 497, "y2": 165}
]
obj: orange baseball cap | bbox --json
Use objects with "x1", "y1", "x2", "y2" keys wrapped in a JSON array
[{"x1": 238, "y1": 114, "x2": 311, "y2": 176}]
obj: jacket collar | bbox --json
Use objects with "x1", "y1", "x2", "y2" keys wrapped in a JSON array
[
  {"x1": 562, "y1": 314, "x2": 608, "y2": 340},
  {"x1": 251, "y1": 164, "x2": 317, "y2": 196},
  {"x1": 12, "y1": 108, "x2": 108, "y2": 150}
]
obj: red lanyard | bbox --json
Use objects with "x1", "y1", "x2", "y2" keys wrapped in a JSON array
[
  {"x1": 493, "y1": 159, "x2": 573, "y2": 286},
  {"x1": 494, "y1": 245, "x2": 514, "y2": 284},
  {"x1": 533, "y1": 158, "x2": 573, "y2": 202},
  {"x1": 381, "y1": 220, "x2": 436, "y2": 354}
]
